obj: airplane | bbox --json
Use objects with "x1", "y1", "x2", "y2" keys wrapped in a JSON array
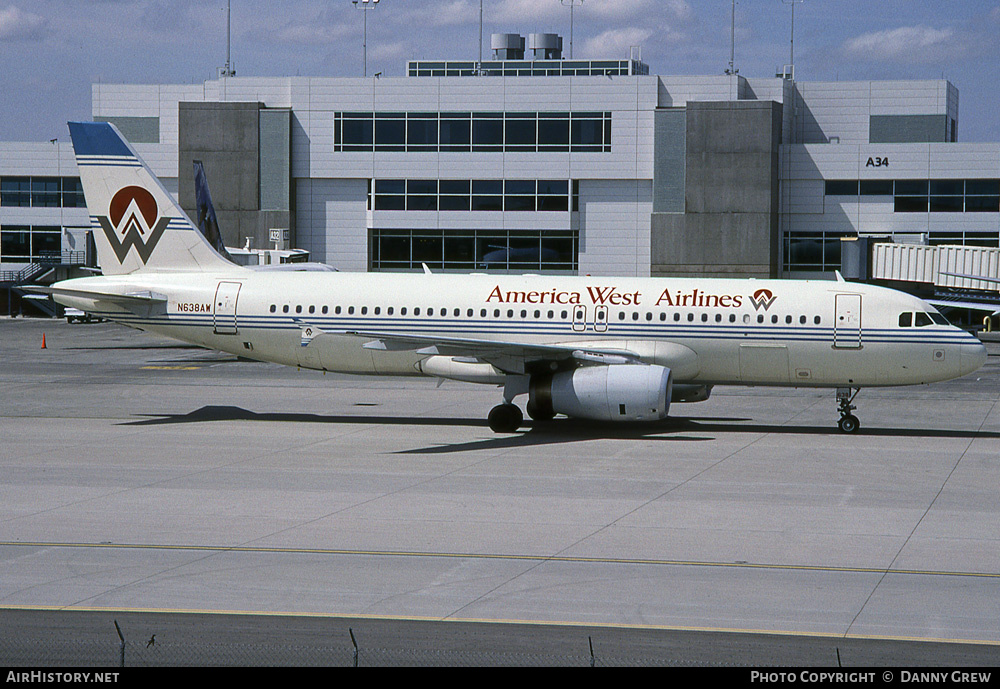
[{"x1": 37, "y1": 121, "x2": 988, "y2": 434}]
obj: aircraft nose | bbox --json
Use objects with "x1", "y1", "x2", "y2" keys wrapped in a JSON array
[{"x1": 961, "y1": 337, "x2": 988, "y2": 376}]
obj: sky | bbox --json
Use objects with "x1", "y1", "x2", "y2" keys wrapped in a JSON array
[{"x1": 2, "y1": 0, "x2": 1000, "y2": 143}]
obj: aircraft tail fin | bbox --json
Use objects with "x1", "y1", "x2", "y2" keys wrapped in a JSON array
[
  {"x1": 67, "y1": 121, "x2": 238, "y2": 275},
  {"x1": 193, "y1": 160, "x2": 234, "y2": 262}
]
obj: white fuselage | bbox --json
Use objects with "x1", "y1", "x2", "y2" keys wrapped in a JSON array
[{"x1": 53, "y1": 270, "x2": 987, "y2": 389}]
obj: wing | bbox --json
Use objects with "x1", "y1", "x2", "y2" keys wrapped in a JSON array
[
  {"x1": 927, "y1": 297, "x2": 1000, "y2": 316},
  {"x1": 298, "y1": 323, "x2": 640, "y2": 374},
  {"x1": 939, "y1": 271, "x2": 1000, "y2": 286}
]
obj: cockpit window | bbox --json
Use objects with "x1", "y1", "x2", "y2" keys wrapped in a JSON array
[
  {"x1": 929, "y1": 313, "x2": 949, "y2": 325},
  {"x1": 898, "y1": 312, "x2": 912, "y2": 327},
  {"x1": 914, "y1": 312, "x2": 933, "y2": 327}
]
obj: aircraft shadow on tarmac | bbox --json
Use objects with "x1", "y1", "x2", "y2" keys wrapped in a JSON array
[{"x1": 119, "y1": 405, "x2": 1000, "y2": 453}]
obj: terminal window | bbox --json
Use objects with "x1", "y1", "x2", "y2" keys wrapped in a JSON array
[
  {"x1": 0, "y1": 225, "x2": 62, "y2": 262},
  {"x1": 336, "y1": 111, "x2": 611, "y2": 153},
  {"x1": 783, "y1": 231, "x2": 853, "y2": 272},
  {"x1": 370, "y1": 229, "x2": 578, "y2": 272},
  {"x1": 824, "y1": 178, "x2": 1000, "y2": 213},
  {"x1": 0, "y1": 177, "x2": 84, "y2": 208},
  {"x1": 372, "y1": 179, "x2": 570, "y2": 213}
]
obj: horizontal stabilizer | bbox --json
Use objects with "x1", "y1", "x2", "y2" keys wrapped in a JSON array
[
  {"x1": 25, "y1": 285, "x2": 167, "y2": 305},
  {"x1": 26, "y1": 285, "x2": 167, "y2": 317},
  {"x1": 939, "y1": 271, "x2": 1000, "y2": 286}
]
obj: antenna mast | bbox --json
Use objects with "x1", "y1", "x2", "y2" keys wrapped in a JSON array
[
  {"x1": 220, "y1": 0, "x2": 236, "y2": 77},
  {"x1": 725, "y1": 0, "x2": 738, "y2": 75},
  {"x1": 782, "y1": 0, "x2": 804, "y2": 79}
]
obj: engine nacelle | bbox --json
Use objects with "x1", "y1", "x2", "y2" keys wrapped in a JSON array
[
  {"x1": 670, "y1": 384, "x2": 713, "y2": 403},
  {"x1": 528, "y1": 364, "x2": 673, "y2": 422}
]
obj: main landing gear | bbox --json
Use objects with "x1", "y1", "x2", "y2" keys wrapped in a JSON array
[
  {"x1": 488, "y1": 403, "x2": 523, "y2": 433},
  {"x1": 836, "y1": 387, "x2": 861, "y2": 433},
  {"x1": 487, "y1": 375, "x2": 529, "y2": 433}
]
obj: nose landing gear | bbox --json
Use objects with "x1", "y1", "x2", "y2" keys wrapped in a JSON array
[{"x1": 837, "y1": 387, "x2": 861, "y2": 433}]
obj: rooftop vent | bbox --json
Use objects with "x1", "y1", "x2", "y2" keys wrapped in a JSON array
[
  {"x1": 528, "y1": 33, "x2": 562, "y2": 60},
  {"x1": 491, "y1": 33, "x2": 564, "y2": 61},
  {"x1": 491, "y1": 33, "x2": 525, "y2": 60}
]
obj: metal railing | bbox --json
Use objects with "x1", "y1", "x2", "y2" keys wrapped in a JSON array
[{"x1": 0, "y1": 252, "x2": 87, "y2": 284}]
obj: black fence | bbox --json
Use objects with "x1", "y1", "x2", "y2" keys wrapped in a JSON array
[{"x1": 0, "y1": 624, "x2": 718, "y2": 667}]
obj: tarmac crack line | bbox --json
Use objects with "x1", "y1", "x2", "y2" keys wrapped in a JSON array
[
  {"x1": 843, "y1": 396, "x2": 1000, "y2": 639},
  {"x1": 439, "y1": 428, "x2": 772, "y2": 621}
]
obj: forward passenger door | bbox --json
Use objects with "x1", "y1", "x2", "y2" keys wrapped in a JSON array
[{"x1": 834, "y1": 293, "x2": 862, "y2": 349}]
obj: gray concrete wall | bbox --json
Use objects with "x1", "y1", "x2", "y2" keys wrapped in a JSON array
[
  {"x1": 869, "y1": 114, "x2": 950, "y2": 143},
  {"x1": 651, "y1": 100, "x2": 781, "y2": 278},
  {"x1": 178, "y1": 101, "x2": 263, "y2": 250},
  {"x1": 652, "y1": 108, "x2": 685, "y2": 213}
]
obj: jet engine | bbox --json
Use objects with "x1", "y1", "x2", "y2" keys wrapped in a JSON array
[
  {"x1": 527, "y1": 364, "x2": 673, "y2": 422},
  {"x1": 670, "y1": 384, "x2": 713, "y2": 403}
]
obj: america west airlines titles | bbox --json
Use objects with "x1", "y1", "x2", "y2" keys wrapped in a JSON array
[{"x1": 485, "y1": 284, "x2": 777, "y2": 310}]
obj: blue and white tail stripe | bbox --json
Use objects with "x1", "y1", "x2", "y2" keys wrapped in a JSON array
[{"x1": 76, "y1": 154, "x2": 143, "y2": 169}]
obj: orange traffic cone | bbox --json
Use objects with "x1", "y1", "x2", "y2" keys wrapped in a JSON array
[{"x1": 41, "y1": 334, "x2": 47, "y2": 349}]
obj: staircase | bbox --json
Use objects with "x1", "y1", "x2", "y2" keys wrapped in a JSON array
[{"x1": 1, "y1": 252, "x2": 87, "y2": 317}]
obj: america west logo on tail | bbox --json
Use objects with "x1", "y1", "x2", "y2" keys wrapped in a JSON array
[{"x1": 96, "y1": 186, "x2": 170, "y2": 264}]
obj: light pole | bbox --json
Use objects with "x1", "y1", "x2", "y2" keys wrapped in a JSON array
[
  {"x1": 352, "y1": 0, "x2": 380, "y2": 78},
  {"x1": 560, "y1": 0, "x2": 584, "y2": 59},
  {"x1": 781, "y1": 0, "x2": 804, "y2": 78}
]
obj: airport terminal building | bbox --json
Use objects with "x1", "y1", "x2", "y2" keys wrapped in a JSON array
[{"x1": 2, "y1": 34, "x2": 998, "y2": 292}]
